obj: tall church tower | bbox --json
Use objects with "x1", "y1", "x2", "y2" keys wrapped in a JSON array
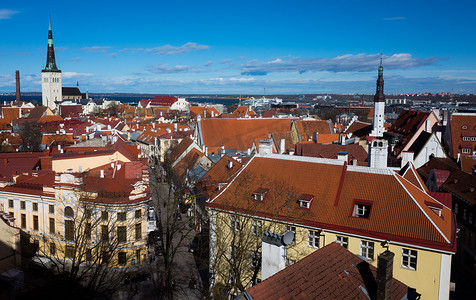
[
  {"x1": 41, "y1": 16, "x2": 62, "y2": 111},
  {"x1": 370, "y1": 55, "x2": 386, "y2": 138},
  {"x1": 369, "y1": 55, "x2": 388, "y2": 168}
]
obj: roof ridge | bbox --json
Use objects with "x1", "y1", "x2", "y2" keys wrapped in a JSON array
[
  {"x1": 393, "y1": 172, "x2": 451, "y2": 243},
  {"x1": 209, "y1": 155, "x2": 256, "y2": 203}
]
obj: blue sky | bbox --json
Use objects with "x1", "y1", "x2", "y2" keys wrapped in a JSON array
[{"x1": 1, "y1": 0, "x2": 475, "y2": 94}]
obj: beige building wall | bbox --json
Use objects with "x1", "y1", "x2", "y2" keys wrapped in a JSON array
[{"x1": 52, "y1": 151, "x2": 132, "y2": 173}]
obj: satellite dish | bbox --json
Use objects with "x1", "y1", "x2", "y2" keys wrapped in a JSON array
[{"x1": 282, "y1": 231, "x2": 295, "y2": 245}]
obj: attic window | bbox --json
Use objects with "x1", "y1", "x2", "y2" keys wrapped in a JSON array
[
  {"x1": 352, "y1": 201, "x2": 372, "y2": 218},
  {"x1": 461, "y1": 125, "x2": 468, "y2": 129},
  {"x1": 252, "y1": 188, "x2": 269, "y2": 201},
  {"x1": 425, "y1": 201, "x2": 443, "y2": 217},
  {"x1": 298, "y1": 194, "x2": 314, "y2": 209}
]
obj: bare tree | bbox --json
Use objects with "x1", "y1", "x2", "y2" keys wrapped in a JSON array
[
  {"x1": 18, "y1": 122, "x2": 42, "y2": 152},
  {"x1": 32, "y1": 173, "x2": 148, "y2": 298},
  {"x1": 148, "y1": 152, "x2": 199, "y2": 299},
  {"x1": 208, "y1": 173, "x2": 305, "y2": 298}
]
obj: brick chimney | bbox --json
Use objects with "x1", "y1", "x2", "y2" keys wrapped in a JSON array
[
  {"x1": 376, "y1": 250, "x2": 394, "y2": 300},
  {"x1": 15, "y1": 70, "x2": 21, "y2": 101}
]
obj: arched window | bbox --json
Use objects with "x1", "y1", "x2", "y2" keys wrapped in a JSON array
[{"x1": 64, "y1": 207, "x2": 74, "y2": 218}]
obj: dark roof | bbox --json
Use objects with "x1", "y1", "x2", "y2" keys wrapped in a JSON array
[
  {"x1": 62, "y1": 87, "x2": 83, "y2": 96},
  {"x1": 27, "y1": 106, "x2": 48, "y2": 121},
  {"x1": 244, "y1": 242, "x2": 409, "y2": 300},
  {"x1": 294, "y1": 143, "x2": 368, "y2": 164},
  {"x1": 418, "y1": 157, "x2": 476, "y2": 205},
  {"x1": 408, "y1": 131, "x2": 432, "y2": 156},
  {"x1": 344, "y1": 120, "x2": 372, "y2": 138}
]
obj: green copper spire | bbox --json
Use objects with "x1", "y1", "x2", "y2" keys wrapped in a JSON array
[{"x1": 43, "y1": 15, "x2": 60, "y2": 72}]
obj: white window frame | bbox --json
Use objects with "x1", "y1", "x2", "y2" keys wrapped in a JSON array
[
  {"x1": 230, "y1": 215, "x2": 240, "y2": 232},
  {"x1": 360, "y1": 240, "x2": 374, "y2": 261},
  {"x1": 308, "y1": 230, "x2": 320, "y2": 249},
  {"x1": 251, "y1": 219, "x2": 262, "y2": 236},
  {"x1": 336, "y1": 235, "x2": 349, "y2": 249},
  {"x1": 354, "y1": 204, "x2": 370, "y2": 218},
  {"x1": 299, "y1": 200, "x2": 309, "y2": 208},
  {"x1": 401, "y1": 248, "x2": 417, "y2": 270},
  {"x1": 462, "y1": 148, "x2": 471, "y2": 154}
]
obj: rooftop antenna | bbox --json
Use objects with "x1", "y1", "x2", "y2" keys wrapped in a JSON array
[{"x1": 264, "y1": 85, "x2": 266, "y2": 98}]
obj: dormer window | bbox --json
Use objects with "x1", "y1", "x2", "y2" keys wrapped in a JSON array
[
  {"x1": 425, "y1": 201, "x2": 443, "y2": 217},
  {"x1": 352, "y1": 201, "x2": 372, "y2": 218},
  {"x1": 298, "y1": 194, "x2": 314, "y2": 209},
  {"x1": 252, "y1": 188, "x2": 269, "y2": 201},
  {"x1": 461, "y1": 125, "x2": 468, "y2": 129}
]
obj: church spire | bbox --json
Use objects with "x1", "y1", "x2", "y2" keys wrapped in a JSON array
[
  {"x1": 43, "y1": 15, "x2": 60, "y2": 72},
  {"x1": 374, "y1": 53, "x2": 384, "y2": 102}
]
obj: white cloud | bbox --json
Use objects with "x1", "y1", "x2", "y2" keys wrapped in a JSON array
[
  {"x1": 146, "y1": 64, "x2": 202, "y2": 74},
  {"x1": 0, "y1": 9, "x2": 18, "y2": 20},
  {"x1": 62, "y1": 72, "x2": 94, "y2": 79},
  {"x1": 143, "y1": 42, "x2": 210, "y2": 55},
  {"x1": 241, "y1": 53, "x2": 443, "y2": 75},
  {"x1": 80, "y1": 46, "x2": 111, "y2": 53}
]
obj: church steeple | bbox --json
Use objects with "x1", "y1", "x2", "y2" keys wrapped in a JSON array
[
  {"x1": 43, "y1": 15, "x2": 60, "y2": 72},
  {"x1": 374, "y1": 54, "x2": 384, "y2": 102}
]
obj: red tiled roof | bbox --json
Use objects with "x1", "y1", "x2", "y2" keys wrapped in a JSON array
[
  {"x1": 0, "y1": 152, "x2": 44, "y2": 181},
  {"x1": 294, "y1": 143, "x2": 368, "y2": 164},
  {"x1": 172, "y1": 148, "x2": 203, "y2": 179},
  {"x1": 449, "y1": 113, "x2": 476, "y2": 158},
  {"x1": 343, "y1": 120, "x2": 372, "y2": 138},
  {"x1": 400, "y1": 162, "x2": 429, "y2": 193},
  {"x1": 296, "y1": 120, "x2": 333, "y2": 140},
  {"x1": 1, "y1": 107, "x2": 21, "y2": 123},
  {"x1": 418, "y1": 157, "x2": 476, "y2": 205},
  {"x1": 197, "y1": 154, "x2": 243, "y2": 198},
  {"x1": 199, "y1": 118, "x2": 296, "y2": 152},
  {"x1": 168, "y1": 137, "x2": 194, "y2": 164},
  {"x1": 209, "y1": 155, "x2": 455, "y2": 252},
  {"x1": 245, "y1": 242, "x2": 408, "y2": 300},
  {"x1": 232, "y1": 106, "x2": 257, "y2": 118},
  {"x1": 149, "y1": 96, "x2": 178, "y2": 106},
  {"x1": 189, "y1": 106, "x2": 220, "y2": 119}
]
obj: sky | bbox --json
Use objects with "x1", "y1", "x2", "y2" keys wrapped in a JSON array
[{"x1": 1, "y1": 0, "x2": 475, "y2": 95}]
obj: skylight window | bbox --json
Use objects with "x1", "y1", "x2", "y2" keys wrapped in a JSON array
[
  {"x1": 352, "y1": 201, "x2": 372, "y2": 218},
  {"x1": 298, "y1": 194, "x2": 314, "y2": 209}
]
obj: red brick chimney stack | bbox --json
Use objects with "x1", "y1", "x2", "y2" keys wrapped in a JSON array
[{"x1": 16, "y1": 70, "x2": 21, "y2": 101}]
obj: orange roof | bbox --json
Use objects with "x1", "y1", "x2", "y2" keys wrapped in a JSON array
[
  {"x1": 400, "y1": 162, "x2": 429, "y2": 193},
  {"x1": 296, "y1": 120, "x2": 334, "y2": 141},
  {"x1": 171, "y1": 147, "x2": 203, "y2": 179},
  {"x1": 209, "y1": 155, "x2": 455, "y2": 252},
  {"x1": 198, "y1": 118, "x2": 296, "y2": 152},
  {"x1": 232, "y1": 106, "x2": 257, "y2": 118},
  {"x1": 38, "y1": 115, "x2": 64, "y2": 123},
  {"x1": 41, "y1": 133, "x2": 74, "y2": 146},
  {"x1": 198, "y1": 154, "x2": 243, "y2": 198},
  {"x1": 189, "y1": 106, "x2": 220, "y2": 119},
  {"x1": 1, "y1": 107, "x2": 21, "y2": 123},
  {"x1": 314, "y1": 133, "x2": 339, "y2": 144}
]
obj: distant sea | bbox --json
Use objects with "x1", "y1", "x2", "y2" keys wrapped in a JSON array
[{"x1": 0, "y1": 95, "x2": 239, "y2": 106}]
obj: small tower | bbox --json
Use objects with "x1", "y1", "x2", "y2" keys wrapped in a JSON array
[
  {"x1": 370, "y1": 54, "x2": 386, "y2": 138},
  {"x1": 369, "y1": 139, "x2": 388, "y2": 169},
  {"x1": 41, "y1": 16, "x2": 62, "y2": 111}
]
